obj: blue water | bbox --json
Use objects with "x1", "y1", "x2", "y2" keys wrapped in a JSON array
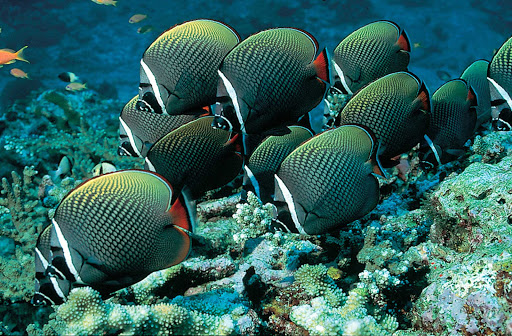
[{"x1": 0, "y1": 0, "x2": 509, "y2": 106}]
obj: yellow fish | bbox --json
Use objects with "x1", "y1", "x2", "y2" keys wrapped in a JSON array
[
  {"x1": 91, "y1": 0, "x2": 117, "y2": 6},
  {"x1": 129, "y1": 14, "x2": 147, "y2": 24},
  {"x1": 10, "y1": 68, "x2": 29, "y2": 79},
  {"x1": 66, "y1": 82, "x2": 87, "y2": 91}
]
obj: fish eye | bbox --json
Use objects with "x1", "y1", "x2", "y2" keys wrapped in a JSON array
[
  {"x1": 136, "y1": 99, "x2": 153, "y2": 113},
  {"x1": 141, "y1": 92, "x2": 163, "y2": 114}
]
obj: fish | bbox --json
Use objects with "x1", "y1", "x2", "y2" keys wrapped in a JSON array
[
  {"x1": 10, "y1": 68, "x2": 29, "y2": 79},
  {"x1": 0, "y1": 46, "x2": 29, "y2": 66},
  {"x1": 129, "y1": 14, "x2": 147, "y2": 24},
  {"x1": 487, "y1": 36, "x2": 512, "y2": 130},
  {"x1": 32, "y1": 169, "x2": 195, "y2": 305},
  {"x1": 243, "y1": 126, "x2": 313, "y2": 203},
  {"x1": 49, "y1": 156, "x2": 73, "y2": 181},
  {"x1": 436, "y1": 70, "x2": 452, "y2": 82},
  {"x1": 137, "y1": 25, "x2": 154, "y2": 34},
  {"x1": 332, "y1": 20, "x2": 410, "y2": 95},
  {"x1": 118, "y1": 95, "x2": 208, "y2": 157},
  {"x1": 58, "y1": 72, "x2": 80, "y2": 83},
  {"x1": 145, "y1": 116, "x2": 243, "y2": 200},
  {"x1": 212, "y1": 27, "x2": 329, "y2": 136},
  {"x1": 91, "y1": 0, "x2": 117, "y2": 6},
  {"x1": 273, "y1": 125, "x2": 382, "y2": 235},
  {"x1": 421, "y1": 79, "x2": 478, "y2": 166},
  {"x1": 65, "y1": 82, "x2": 87, "y2": 91},
  {"x1": 91, "y1": 162, "x2": 116, "y2": 176},
  {"x1": 139, "y1": 19, "x2": 239, "y2": 116},
  {"x1": 460, "y1": 59, "x2": 491, "y2": 131},
  {"x1": 338, "y1": 71, "x2": 431, "y2": 166}
]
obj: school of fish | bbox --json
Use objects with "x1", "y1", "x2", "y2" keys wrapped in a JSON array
[{"x1": 33, "y1": 18, "x2": 512, "y2": 305}]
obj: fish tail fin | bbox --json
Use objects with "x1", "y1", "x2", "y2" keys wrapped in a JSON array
[
  {"x1": 170, "y1": 187, "x2": 197, "y2": 233},
  {"x1": 112, "y1": 0, "x2": 117, "y2": 5},
  {"x1": 16, "y1": 46, "x2": 29, "y2": 63},
  {"x1": 314, "y1": 48, "x2": 330, "y2": 84},
  {"x1": 467, "y1": 84, "x2": 478, "y2": 107}
]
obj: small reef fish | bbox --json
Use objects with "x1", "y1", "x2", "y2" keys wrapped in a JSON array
[
  {"x1": 243, "y1": 126, "x2": 313, "y2": 203},
  {"x1": 487, "y1": 36, "x2": 512, "y2": 130},
  {"x1": 129, "y1": 14, "x2": 147, "y2": 23},
  {"x1": 58, "y1": 72, "x2": 80, "y2": 83},
  {"x1": 65, "y1": 82, "x2": 87, "y2": 91},
  {"x1": 339, "y1": 71, "x2": 430, "y2": 166},
  {"x1": 461, "y1": 59, "x2": 491, "y2": 131},
  {"x1": 91, "y1": 162, "x2": 116, "y2": 176},
  {"x1": 10, "y1": 68, "x2": 29, "y2": 79},
  {"x1": 91, "y1": 0, "x2": 117, "y2": 6},
  {"x1": 145, "y1": 116, "x2": 243, "y2": 200},
  {"x1": 33, "y1": 170, "x2": 195, "y2": 305},
  {"x1": 213, "y1": 27, "x2": 329, "y2": 136},
  {"x1": 436, "y1": 70, "x2": 452, "y2": 82},
  {"x1": 0, "y1": 46, "x2": 29, "y2": 66},
  {"x1": 139, "y1": 19, "x2": 239, "y2": 115},
  {"x1": 118, "y1": 95, "x2": 206, "y2": 157},
  {"x1": 421, "y1": 79, "x2": 477, "y2": 166},
  {"x1": 332, "y1": 20, "x2": 410, "y2": 95},
  {"x1": 49, "y1": 156, "x2": 73, "y2": 181},
  {"x1": 274, "y1": 125, "x2": 382, "y2": 235},
  {"x1": 137, "y1": 25, "x2": 154, "y2": 34}
]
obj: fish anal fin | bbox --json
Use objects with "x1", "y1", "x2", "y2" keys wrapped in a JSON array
[{"x1": 314, "y1": 48, "x2": 330, "y2": 83}]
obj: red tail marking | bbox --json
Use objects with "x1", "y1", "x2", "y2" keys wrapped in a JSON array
[
  {"x1": 170, "y1": 197, "x2": 192, "y2": 231},
  {"x1": 314, "y1": 49, "x2": 330, "y2": 83}
]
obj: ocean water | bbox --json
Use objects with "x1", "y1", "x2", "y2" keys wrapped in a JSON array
[{"x1": 1, "y1": 0, "x2": 512, "y2": 334}]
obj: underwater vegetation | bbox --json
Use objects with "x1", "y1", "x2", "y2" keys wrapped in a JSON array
[{"x1": 0, "y1": 14, "x2": 512, "y2": 336}]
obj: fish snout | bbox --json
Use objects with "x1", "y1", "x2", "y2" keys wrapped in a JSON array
[{"x1": 212, "y1": 115, "x2": 233, "y2": 132}]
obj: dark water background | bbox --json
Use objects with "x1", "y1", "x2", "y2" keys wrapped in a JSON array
[{"x1": 0, "y1": 0, "x2": 510, "y2": 109}]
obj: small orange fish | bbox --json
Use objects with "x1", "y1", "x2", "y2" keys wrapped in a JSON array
[
  {"x1": 0, "y1": 46, "x2": 29, "y2": 66},
  {"x1": 91, "y1": 0, "x2": 117, "y2": 6},
  {"x1": 66, "y1": 82, "x2": 87, "y2": 91},
  {"x1": 137, "y1": 25, "x2": 154, "y2": 34},
  {"x1": 129, "y1": 14, "x2": 147, "y2": 24},
  {"x1": 10, "y1": 68, "x2": 29, "y2": 79}
]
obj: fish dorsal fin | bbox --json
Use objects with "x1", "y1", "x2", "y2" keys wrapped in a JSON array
[
  {"x1": 314, "y1": 48, "x2": 330, "y2": 84},
  {"x1": 169, "y1": 187, "x2": 196, "y2": 233},
  {"x1": 0, "y1": 48, "x2": 15, "y2": 53}
]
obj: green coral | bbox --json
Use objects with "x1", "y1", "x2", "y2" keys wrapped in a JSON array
[
  {"x1": 0, "y1": 167, "x2": 46, "y2": 302},
  {"x1": 30, "y1": 287, "x2": 238, "y2": 336},
  {"x1": 294, "y1": 264, "x2": 346, "y2": 307}
]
